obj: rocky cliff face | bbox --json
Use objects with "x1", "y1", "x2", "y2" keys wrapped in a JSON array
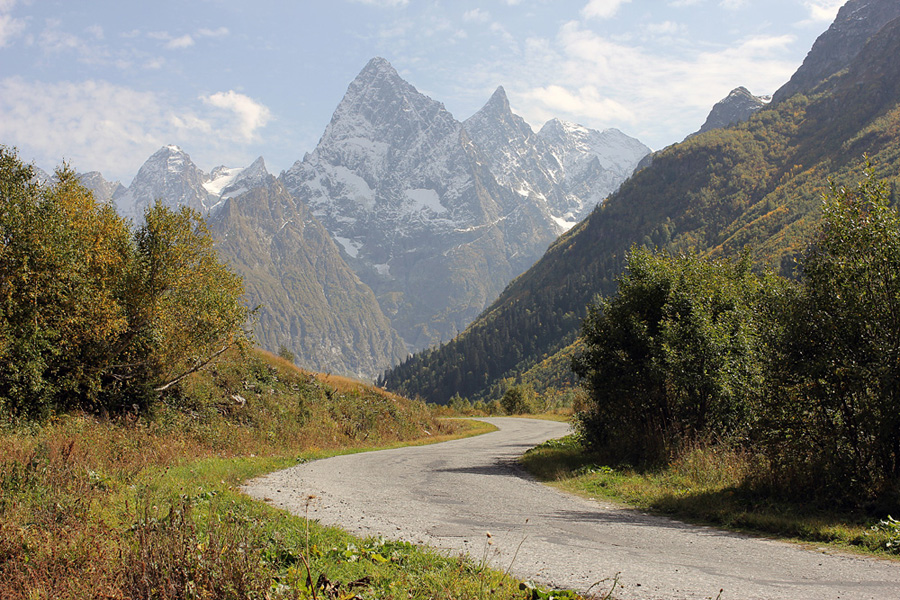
[
  {"x1": 281, "y1": 59, "x2": 649, "y2": 351},
  {"x1": 207, "y1": 176, "x2": 406, "y2": 379},
  {"x1": 694, "y1": 87, "x2": 771, "y2": 136},
  {"x1": 773, "y1": 0, "x2": 900, "y2": 102},
  {"x1": 77, "y1": 171, "x2": 125, "y2": 203},
  {"x1": 113, "y1": 146, "x2": 270, "y2": 221},
  {"x1": 537, "y1": 118, "x2": 650, "y2": 227},
  {"x1": 282, "y1": 58, "x2": 559, "y2": 350}
]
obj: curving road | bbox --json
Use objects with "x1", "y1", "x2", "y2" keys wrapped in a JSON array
[{"x1": 242, "y1": 417, "x2": 900, "y2": 600}]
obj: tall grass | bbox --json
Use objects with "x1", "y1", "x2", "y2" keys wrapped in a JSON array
[
  {"x1": 3, "y1": 348, "x2": 569, "y2": 600},
  {"x1": 521, "y1": 435, "x2": 900, "y2": 558}
]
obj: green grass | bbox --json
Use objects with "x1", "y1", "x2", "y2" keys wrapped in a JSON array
[
  {"x1": 0, "y1": 349, "x2": 579, "y2": 600},
  {"x1": 521, "y1": 435, "x2": 900, "y2": 558}
]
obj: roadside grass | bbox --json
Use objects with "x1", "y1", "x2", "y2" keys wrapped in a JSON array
[
  {"x1": 0, "y1": 348, "x2": 579, "y2": 600},
  {"x1": 521, "y1": 435, "x2": 900, "y2": 558}
]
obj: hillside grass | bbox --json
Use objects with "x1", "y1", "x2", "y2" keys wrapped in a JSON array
[
  {"x1": 0, "y1": 348, "x2": 582, "y2": 600},
  {"x1": 521, "y1": 435, "x2": 900, "y2": 559}
]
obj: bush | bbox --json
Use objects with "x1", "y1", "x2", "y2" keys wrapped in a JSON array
[
  {"x1": 500, "y1": 384, "x2": 537, "y2": 415},
  {"x1": 572, "y1": 248, "x2": 775, "y2": 464},
  {"x1": 763, "y1": 167, "x2": 900, "y2": 500}
]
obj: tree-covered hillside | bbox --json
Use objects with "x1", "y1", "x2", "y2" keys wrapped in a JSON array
[{"x1": 381, "y1": 13, "x2": 900, "y2": 405}]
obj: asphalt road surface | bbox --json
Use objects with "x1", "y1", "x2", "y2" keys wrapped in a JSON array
[{"x1": 242, "y1": 417, "x2": 900, "y2": 599}]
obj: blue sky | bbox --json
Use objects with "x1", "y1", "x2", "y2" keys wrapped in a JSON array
[{"x1": 0, "y1": 0, "x2": 844, "y2": 182}]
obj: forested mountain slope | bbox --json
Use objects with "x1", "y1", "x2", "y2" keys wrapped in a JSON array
[{"x1": 381, "y1": 4, "x2": 900, "y2": 404}]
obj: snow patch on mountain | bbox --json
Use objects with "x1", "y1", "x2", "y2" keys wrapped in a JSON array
[{"x1": 404, "y1": 188, "x2": 446, "y2": 214}]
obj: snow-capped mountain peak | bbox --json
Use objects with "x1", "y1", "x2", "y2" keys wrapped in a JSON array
[{"x1": 114, "y1": 146, "x2": 269, "y2": 220}]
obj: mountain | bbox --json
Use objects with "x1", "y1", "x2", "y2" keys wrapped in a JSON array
[
  {"x1": 113, "y1": 145, "x2": 210, "y2": 220},
  {"x1": 381, "y1": 3, "x2": 900, "y2": 404},
  {"x1": 462, "y1": 87, "x2": 650, "y2": 231},
  {"x1": 537, "y1": 118, "x2": 651, "y2": 227},
  {"x1": 773, "y1": 0, "x2": 900, "y2": 102},
  {"x1": 113, "y1": 146, "x2": 270, "y2": 221},
  {"x1": 77, "y1": 171, "x2": 125, "y2": 203},
  {"x1": 91, "y1": 58, "x2": 649, "y2": 378},
  {"x1": 694, "y1": 87, "x2": 771, "y2": 136},
  {"x1": 204, "y1": 156, "x2": 270, "y2": 211},
  {"x1": 207, "y1": 176, "x2": 406, "y2": 378},
  {"x1": 281, "y1": 59, "x2": 649, "y2": 352}
]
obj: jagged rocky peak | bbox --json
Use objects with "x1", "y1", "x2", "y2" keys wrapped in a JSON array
[
  {"x1": 78, "y1": 171, "x2": 125, "y2": 203},
  {"x1": 30, "y1": 165, "x2": 52, "y2": 186},
  {"x1": 204, "y1": 156, "x2": 271, "y2": 210},
  {"x1": 325, "y1": 57, "x2": 456, "y2": 145},
  {"x1": 466, "y1": 86, "x2": 531, "y2": 135},
  {"x1": 482, "y1": 85, "x2": 512, "y2": 113},
  {"x1": 463, "y1": 85, "x2": 549, "y2": 180},
  {"x1": 113, "y1": 145, "x2": 271, "y2": 221},
  {"x1": 538, "y1": 118, "x2": 651, "y2": 176},
  {"x1": 773, "y1": 0, "x2": 900, "y2": 102},
  {"x1": 114, "y1": 145, "x2": 210, "y2": 220},
  {"x1": 695, "y1": 87, "x2": 771, "y2": 136}
]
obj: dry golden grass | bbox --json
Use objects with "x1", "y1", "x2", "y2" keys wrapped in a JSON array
[{"x1": 0, "y1": 347, "x2": 467, "y2": 600}]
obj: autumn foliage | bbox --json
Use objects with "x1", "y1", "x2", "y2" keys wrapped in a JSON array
[{"x1": 0, "y1": 146, "x2": 251, "y2": 418}]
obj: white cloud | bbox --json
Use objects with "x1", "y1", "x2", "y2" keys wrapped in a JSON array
[
  {"x1": 0, "y1": 79, "x2": 274, "y2": 180},
  {"x1": 0, "y1": 12, "x2": 25, "y2": 47},
  {"x1": 197, "y1": 27, "x2": 229, "y2": 38},
  {"x1": 526, "y1": 84, "x2": 636, "y2": 122},
  {"x1": 462, "y1": 9, "x2": 490, "y2": 24},
  {"x1": 201, "y1": 90, "x2": 272, "y2": 142},
  {"x1": 719, "y1": 0, "x2": 749, "y2": 9},
  {"x1": 149, "y1": 27, "x2": 226, "y2": 49},
  {"x1": 166, "y1": 34, "x2": 194, "y2": 49},
  {"x1": 489, "y1": 20, "x2": 799, "y2": 149},
  {"x1": 644, "y1": 21, "x2": 684, "y2": 36},
  {"x1": 802, "y1": 0, "x2": 843, "y2": 22},
  {"x1": 85, "y1": 24, "x2": 103, "y2": 40},
  {"x1": 0, "y1": 78, "x2": 170, "y2": 178},
  {"x1": 581, "y1": 0, "x2": 631, "y2": 20}
]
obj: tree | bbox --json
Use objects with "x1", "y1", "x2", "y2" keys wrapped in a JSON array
[
  {"x1": 765, "y1": 166, "x2": 900, "y2": 496},
  {"x1": 500, "y1": 384, "x2": 537, "y2": 415},
  {"x1": 123, "y1": 201, "x2": 251, "y2": 398},
  {"x1": 0, "y1": 150, "x2": 133, "y2": 415},
  {"x1": 0, "y1": 147, "x2": 250, "y2": 418},
  {"x1": 572, "y1": 247, "x2": 772, "y2": 463}
]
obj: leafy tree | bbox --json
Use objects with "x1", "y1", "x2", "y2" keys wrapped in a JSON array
[
  {"x1": 573, "y1": 248, "x2": 773, "y2": 463},
  {"x1": 764, "y1": 166, "x2": 900, "y2": 496},
  {"x1": 124, "y1": 201, "x2": 251, "y2": 397},
  {"x1": 500, "y1": 384, "x2": 537, "y2": 415},
  {"x1": 0, "y1": 147, "x2": 250, "y2": 418},
  {"x1": 277, "y1": 344, "x2": 296, "y2": 363},
  {"x1": 0, "y1": 151, "x2": 133, "y2": 415}
]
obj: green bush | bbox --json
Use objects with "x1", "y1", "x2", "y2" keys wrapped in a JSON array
[
  {"x1": 500, "y1": 384, "x2": 537, "y2": 415},
  {"x1": 763, "y1": 167, "x2": 900, "y2": 500},
  {"x1": 572, "y1": 248, "x2": 776, "y2": 464}
]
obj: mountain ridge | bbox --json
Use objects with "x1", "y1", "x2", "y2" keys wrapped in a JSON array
[{"x1": 381, "y1": 0, "x2": 900, "y2": 403}]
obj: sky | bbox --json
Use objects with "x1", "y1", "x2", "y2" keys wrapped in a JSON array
[{"x1": 0, "y1": 0, "x2": 846, "y2": 183}]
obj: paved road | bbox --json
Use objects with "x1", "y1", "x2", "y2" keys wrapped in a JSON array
[{"x1": 243, "y1": 417, "x2": 900, "y2": 599}]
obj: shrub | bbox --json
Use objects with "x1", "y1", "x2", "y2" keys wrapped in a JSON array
[
  {"x1": 500, "y1": 384, "x2": 537, "y2": 415},
  {"x1": 572, "y1": 248, "x2": 775, "y2": 464}
]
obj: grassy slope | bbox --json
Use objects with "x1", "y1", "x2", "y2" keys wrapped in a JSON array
[
  {"x1": 521, "y1": 436, "x2": 900, "y2": 559},
  {"x1": 0, "y1": 349, "x2": 586, "y2": 600}
]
